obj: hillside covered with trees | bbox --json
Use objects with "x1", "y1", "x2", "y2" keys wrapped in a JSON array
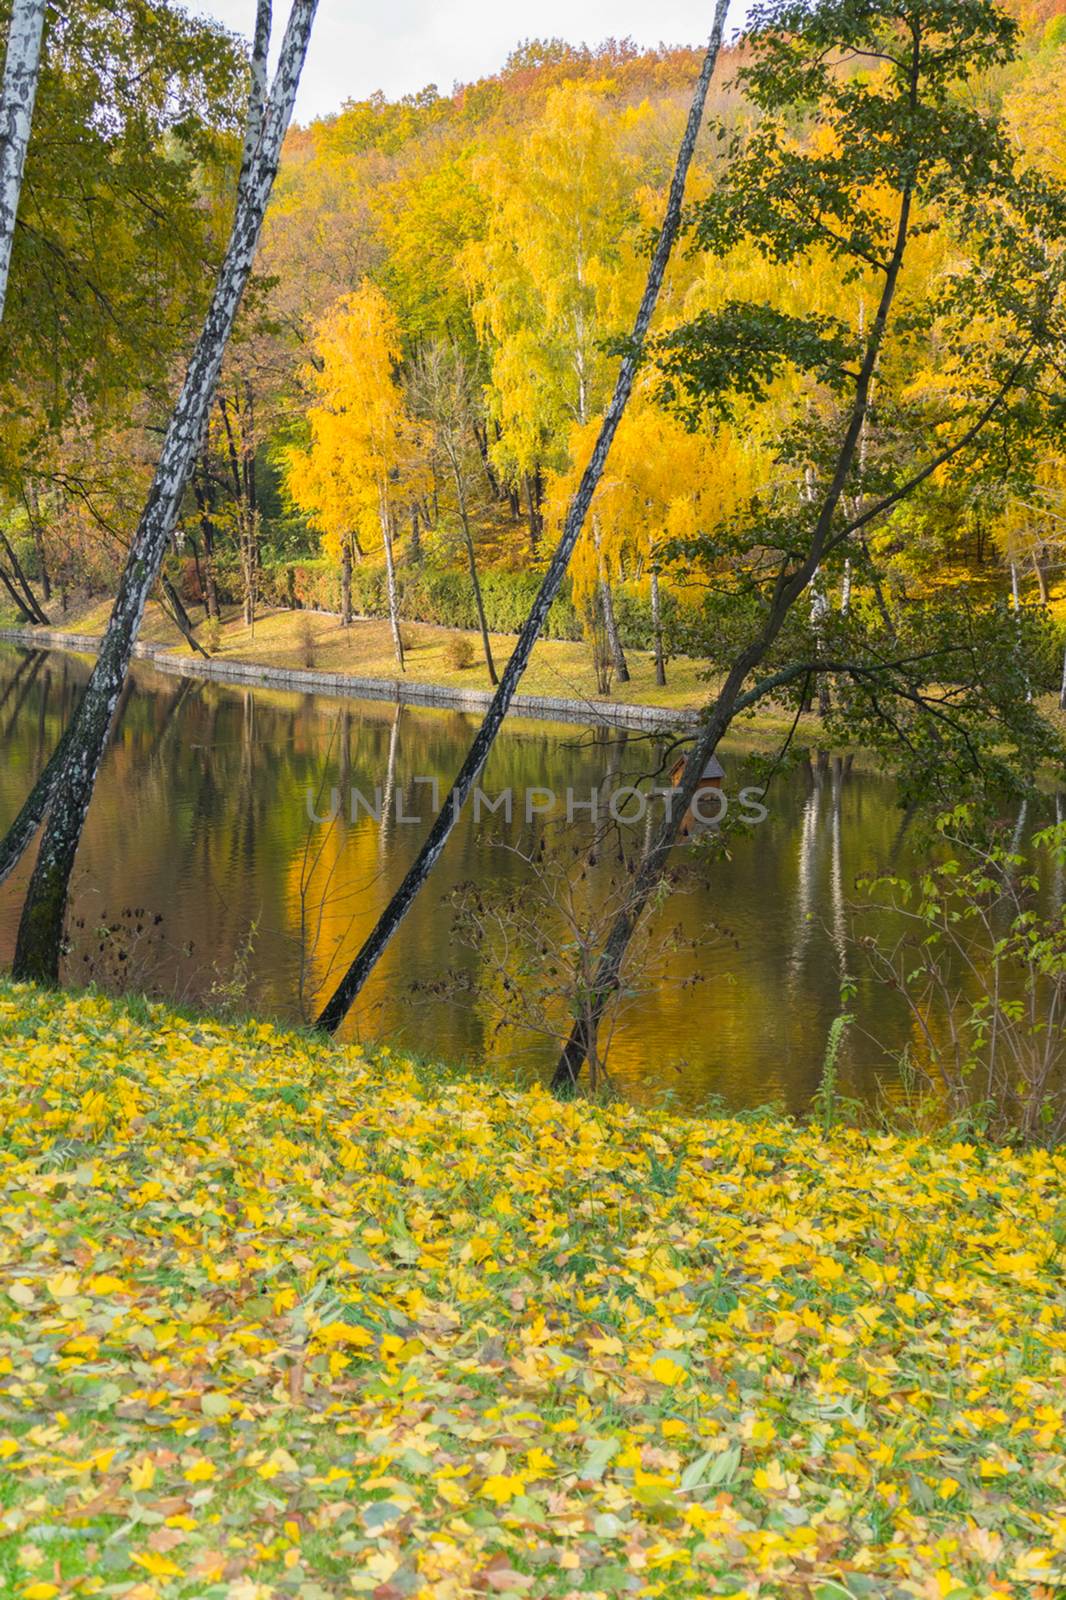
[{"x1": 4, "y1": 2, "x2": 1066, "y2": 700}]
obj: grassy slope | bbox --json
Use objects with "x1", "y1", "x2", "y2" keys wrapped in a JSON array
[{"x1": 0, "y1": 981, "x2": 1063, "y2": 1599}]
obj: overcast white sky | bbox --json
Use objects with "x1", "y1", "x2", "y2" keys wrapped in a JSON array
[{"x1": 192, "y1": 1, "x2": 743, "y2": 123}]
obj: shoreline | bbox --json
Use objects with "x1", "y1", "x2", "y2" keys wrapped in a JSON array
[{"x1": 0, "y1": 623, "x2": 702, "y2": 733}]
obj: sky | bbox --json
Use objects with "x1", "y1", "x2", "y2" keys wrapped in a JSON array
[{"x1": 192, "y1": 1, "x2": 744, "y2": 123}]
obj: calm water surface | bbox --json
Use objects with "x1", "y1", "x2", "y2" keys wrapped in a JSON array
[{"x1": 0, "y1": 645, "x2": 1051, "y2": 1113}]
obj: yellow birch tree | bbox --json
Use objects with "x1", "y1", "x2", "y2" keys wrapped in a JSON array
[{"x1": 286, "y1": 281, "x2": 424, "y2": 668}]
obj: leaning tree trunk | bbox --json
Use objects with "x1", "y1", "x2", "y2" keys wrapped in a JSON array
[
  {"x1": 552, "y1": 131, "x2": 923, "y2": 1092},
  {"x1": 0, "y1": 528, "x2": 46, "y2": 623},
  {"x1": 0, "y1": 0, "x2": 45, "y2": 323},
  {"x1": 313, "y1": 0, "x2": 732, "y2": 1035},
  {"x1": 454, "y1": 463, "x2": 497, "y2": 685},
  {"x1": 7, "y1": 0, "x2": 319, "y2": 980},
  {"x1": 160, "y1": 573, "x2": 208, "y2": 657},
  {"x1": 0, "y1": 559, "x2": 36, "y2": 622}
]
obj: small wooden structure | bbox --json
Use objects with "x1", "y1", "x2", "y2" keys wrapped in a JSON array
[
  {"x1": 671, "y1": 751, "x2": 726, "y2": 836},
  {"x1": 671, "y1": 752, "x2": 725, "y2": 791}
]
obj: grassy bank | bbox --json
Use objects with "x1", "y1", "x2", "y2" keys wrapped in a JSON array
[
  {"x1": 0, "y1": 982, "x2": 1063, "y2": 1598},
  {"x1": 9, "y1": 599, "x2": 804, "y2": 730}
]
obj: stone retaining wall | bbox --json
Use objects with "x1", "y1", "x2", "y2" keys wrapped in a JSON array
[{"x1": 0, "y1": 626, "x2": 699, "y2": 733}]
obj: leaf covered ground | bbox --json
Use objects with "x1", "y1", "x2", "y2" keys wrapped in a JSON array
[{"x1": 0, "y1": 983, "x2": 1063, "y2": 1600}]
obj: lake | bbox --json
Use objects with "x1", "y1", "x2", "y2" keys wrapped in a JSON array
[{"x1": 0, "y1": 644, "x2": 1051, "y2": 1114}]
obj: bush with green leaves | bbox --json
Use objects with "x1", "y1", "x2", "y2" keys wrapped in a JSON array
[
  {"x1": 255, "y1": 558, "x2": 691, "y2": 652},
  {"x1": 857, "y1": 814, "x2": 1066, "y2": 1145}
]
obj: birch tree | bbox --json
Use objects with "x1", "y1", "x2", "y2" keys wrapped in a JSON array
[
  {"x1": 313, "y1": 0, "x2": 733, "y2": 1034},
  {"x1": 0, "y1": 0, "x2": 45, "y2": 322},
  {"x1": 3, "y1": 0, "x2": 319, "y2": 981}
]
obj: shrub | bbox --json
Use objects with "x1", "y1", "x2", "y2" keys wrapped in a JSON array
[
  {"x1": 298, "y1": 615, "x2": 317, "y2": 668},
  {"x1": 444, "y1": 634, "x2": 476, "y2": 670},
  {"x1": 202, "y1": 617, "x2": 223, "y2": 656},
  {"x1": 856, "y1": 815, "x2": 1066, "y2": 1146}
]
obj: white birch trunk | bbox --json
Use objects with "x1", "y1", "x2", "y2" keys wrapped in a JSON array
[
  {"x1": 8, "y1": 0, "x2": 318, "y2": 978},
  {"x1": 0, "y1": 0, "x2": 45, "y2": 322}
]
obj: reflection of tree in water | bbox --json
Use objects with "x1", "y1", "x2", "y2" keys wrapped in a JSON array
[{"x1": 789, "y1": 751, "x2": 827, "y2": 990}]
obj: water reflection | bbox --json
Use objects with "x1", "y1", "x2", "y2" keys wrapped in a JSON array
[{"x1": 0, "y1": 644, "x2": 1055, "y2": 1113}]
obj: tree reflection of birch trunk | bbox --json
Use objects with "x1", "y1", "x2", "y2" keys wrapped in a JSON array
[
  {"x1": 380, "y1": 703, "x2": 402, "y2": 855},
  {"x1": 830, "y1": 755, "x2": 848, "y2": 979},
  {"x1": 789, "y1": 752, "x2": 824, "y2": 987}
]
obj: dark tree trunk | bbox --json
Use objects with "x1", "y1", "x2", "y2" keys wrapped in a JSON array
[
  {"x1": 0, "y1": 529, "x2": 47, "y2": 623},
  {"x1": 160, "y1": 573, "x2": 208, "y2": 656},
  {"x1": 524, "y1": 471, "x2": 543, "y2": 554},
  {"x1": 409, "y1": 504, "x2": 422, "y2": 564},
  {"x1": 192, "y1": 467, "x2": 221, "y2": 619},
  {"x1": 454, "y1": 466, "x2": 497, "y2": 685},
  {"x1": 0, "y1": 561, "x2": 37, "y2": 623},
  {"x1": 32, "y1": 521, "x2": 50, "y2": 602},
  {"x1": 473, "y1": 419, "x2": 503, "y2": 500},
  {"x1": 4, "y1": 0, "x2": 318, "y2": 977},
  {"x1": 188, "y1": 535, "x2": 206, "y2": 609}
]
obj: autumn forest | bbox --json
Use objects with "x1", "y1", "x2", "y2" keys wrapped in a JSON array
[{"x1": 2, "y1": 6, "x2": 1066, "y2": 1591}]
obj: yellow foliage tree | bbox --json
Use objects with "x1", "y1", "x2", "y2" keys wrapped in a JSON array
[
  {"x1": 286, "y1": 281, "x2": 424, "y2": 668},
  {"x1": 465, "y1": 80, "x2": 650, "y2": 546},
  {"x1": 547, "y1": 386, "x2": 760, "y2": 684}
]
